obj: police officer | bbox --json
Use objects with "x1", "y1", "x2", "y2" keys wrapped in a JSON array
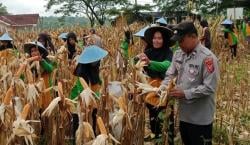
[{"x1": 159, "y1": 21, "x2": 219, "y2": 145}]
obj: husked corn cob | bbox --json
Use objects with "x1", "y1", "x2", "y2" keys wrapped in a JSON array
[
  {"x1": 21, "y1": 103, "x2": 31, "y2": 120},
  {"x1": 3, "y1": 87, "x2": 13, "y2": 105}
]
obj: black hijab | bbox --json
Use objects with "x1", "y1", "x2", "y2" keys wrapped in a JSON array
[
  {"x1": 144, "y1": 31, "x2": 173, "y2": 79},
  {"x1": 38, "y1": 33, "x2": 55, "y2": 53},
  {"x1": 74, "y1": 61, "x2": 101, "y2": 85},
  {"x1": 0, "y1": 41, "x2": 16, "y2": 51},
  {"x1": 67, "y1": 32, "x2": 78, "y2": 59}
]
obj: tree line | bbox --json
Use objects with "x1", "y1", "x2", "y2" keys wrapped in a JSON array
[{"x1": 1, "y1": 0, "x2": 250, "y2": 26}]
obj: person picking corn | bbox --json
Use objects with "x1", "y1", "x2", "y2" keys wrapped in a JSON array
[{"x1": 159, "y1": 21, "x2": 220, "y2": 145}]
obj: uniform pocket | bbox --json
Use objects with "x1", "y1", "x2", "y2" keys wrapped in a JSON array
[{"x1": 187, "y1": 64, "x2": 200, "y2": 82}]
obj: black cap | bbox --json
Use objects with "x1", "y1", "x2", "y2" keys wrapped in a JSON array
[{"x1": 171, "y1": 21, "x2": 198, "y2": 41}]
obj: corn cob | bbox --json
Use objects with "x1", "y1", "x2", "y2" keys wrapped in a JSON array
[
  {"x1": 3, "y1": 86, "x2": 13, "y2": 105},
  {"x1": 58, "y1": 81, "x2": 64, "y2": 103},
  {"x1": 14, "y1": 63, "x2": 26, "y2": 78},
  {"x1": 118, "y1": 97, "x2": 126, "y2": 112},
  {"x1": 79, "y1": 77, "x2": 89, "y2": 89},
  {"x1": 26, "y1": 56, "x2": 40, "y2": 63},
  {"x1": 21, "y1": 103, "x2": 31, "y2": 120},
  {"x1": 26, "y1": 67, "x2": 34, "y2": 84},
  {"x1": 97, "y1": 116, "x2": 107, "y2": 135}
]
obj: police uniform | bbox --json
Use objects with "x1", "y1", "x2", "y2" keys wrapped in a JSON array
[
  {"x1": 160, "y1": 21, "x2": 220, "y2": 145},
  {"x1": 161, "y1": 43, "x2": 219, "y2": 124}
]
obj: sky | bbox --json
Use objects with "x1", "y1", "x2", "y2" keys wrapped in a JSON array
[{"x1": 0, "y1": 0, "x2": 153, "y2": 16}]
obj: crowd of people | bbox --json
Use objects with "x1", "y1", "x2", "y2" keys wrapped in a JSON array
[{"x1": 0, "y1": 16, "x2": 249, "y2": 145}]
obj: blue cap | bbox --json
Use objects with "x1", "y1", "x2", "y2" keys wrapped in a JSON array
[
  {"x1": 58, "y1": 32, "x2": 68, "y2": 39},
  {"x1": 221, "y1": 19, "x2": 233, "y2": 25},
  {"x1": 77, "y1": 45, "x2": 108, "y2": 64},
  {"x1": 133, "y1": 26, "x2": 150, "y2": 38},
  {"x1": 0, "y1": 33, "x2": 13, "y2": 41},
  {"x1": 24, "y1": 41, "x2": 48, "y2": 57},
  {"x1": 156, "y1": 17, "x2": 167, "y2": 25}
]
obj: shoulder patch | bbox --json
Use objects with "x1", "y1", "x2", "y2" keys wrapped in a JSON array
[{"x1": 204, "y1": 57, "x2": 214, "y2": 73}]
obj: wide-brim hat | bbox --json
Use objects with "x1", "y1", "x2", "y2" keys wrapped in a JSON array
[
  {"x1": 133, "y1": 25, "x2": 150, "y2": 38},
  {"x1": 77, "y1": 45, "x2": 108, "y2": 64},
  {"x1": 24, "y1": 41, "x2": 48, "y2": 57},
  {"x1": 144, "y1": 26, "x2": 173, "y2": 45},
  {"x1": 221, "y1": 19, "x2": 233, "y2": 25},
  {"x1": 0, "y1": 33, "x2": 13, "y2": 41},
  {"x1": 59, "y1": 32, "x2": 68, "y2": 39},
  {"x1": 156, "y1": 17, "x2": 167, "y2": 25}
]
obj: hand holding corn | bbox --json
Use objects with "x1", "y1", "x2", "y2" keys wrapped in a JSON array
[
  {"x1": 158, "y1": 78, "x2": 176, "y2": 105},
  {"x1": 169, "y1": 88, "x2": 185, "y2": 99}
]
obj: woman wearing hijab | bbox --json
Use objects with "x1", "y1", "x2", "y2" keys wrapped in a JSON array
[
  {"x1": 59, "y1": 32, "x2": 68, "y2": 42},
  {"x1": 24, "y1": 41, "x2": 54, "y2": 109},
  {"x1": 244, "y1": 18, "x2": 250, "y2": 49},
  {"x1": 24, "y1": 41, "x2": 55, "y2": 143},
  {"x1": 221, "y1": 19, "x2": 238, "y2": 58},
  {"x1": 0, "y1": 33, "x2": 16, "y2": 51},
  {"x1": 66, "y1": 32, "x2": 78, "y2": 60},
  {"x1": 38, "y1": 33, "x2": 55, "y2": 54},
  {"x1": 200, "y1": 19, "x2": 211, "y2": 49},
  {"x1": 69, "y1": 45, "x2": 108, "y2": 140},
  {"x1": 120, "y1": 28, "x2": 131, "y2": 59},
  {"x1": 136, "y1": 26, "x2": 173, "y2": 139}
]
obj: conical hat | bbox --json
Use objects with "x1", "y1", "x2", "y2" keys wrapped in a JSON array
[{"x1": 77, "y1": 45, "x2": 108, "y2": 64}]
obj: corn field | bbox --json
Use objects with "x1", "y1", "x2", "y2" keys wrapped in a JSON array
[{"x1": 0, "y1": 18, "x2": 249, "y2": 145}]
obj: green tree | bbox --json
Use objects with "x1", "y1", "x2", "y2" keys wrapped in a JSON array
[
  {"x1": 0, "y1": 3, "x2": 8, "y2": 15},
  {"x1": 153, "y1": 0, "x2": 188, "y2": 13},
  {"x1": 46, "y1": 0, "x2": 129, "y2": 26},
  {"x1": 120, "y1": 3, "x2": 155, "y2": 24},
  {"x1": 153, "y1": 0, "x2": 250, "y2": 16},
  {"x1": 153, "y1": 0, "x2": 222, "y2": 15},
  {"x1": 198, "y1": 0, "x2": 220, "y2": 14}
]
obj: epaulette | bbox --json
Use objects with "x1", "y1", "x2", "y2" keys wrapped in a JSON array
[{"x1": 200, "y1": 46, "x2": 211, "y2": 56}]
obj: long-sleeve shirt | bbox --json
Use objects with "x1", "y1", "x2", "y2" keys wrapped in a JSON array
[
  {"x1": 242, "y1": 21, "x2": 247, "y2": 38},
  {"x1": 160, "y1": 43, "x2": 219, "y2": 125},
  {"x1": 40, "y1": 59, "x2": 54, "y2": 73},
  {"x1": 223, "y1": 28, "x2": 238, "y2": 46},
  {"x1": 70, "y1": 78, "x2": 83, "y2": 100},
  {"x1": 148, "y1": 60, "x2": 171, "y2": 73},
  {"x1": 120, "y1": 39, "x2": 129, "y2": 59},
  {"x1": 70, "y1": 61, "x2": 101, "y2": 100}
]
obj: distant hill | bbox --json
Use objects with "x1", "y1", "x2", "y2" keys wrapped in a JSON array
[{"x1": 39, "y1": 16, "x2": 89, "y2": 29}]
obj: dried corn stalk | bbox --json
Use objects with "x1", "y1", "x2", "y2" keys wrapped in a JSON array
[
  {"x1": 7, "y1": 103, "x2": 39, "y2": 145},
  {"x1": 79, "y1": 88, "x2": 98, "y2": 108},
  {"x1": 110, "y1": 109, "x2": 125, "y2": 140},
  {"x1": 76, "y1": 121, "x2": 95, "y2": 145},
  {"x1": 42, "y1": 82, "x2": 76, "y2": 117},
  {"x1": 26, "y1": 84, "x2": 39, "y2": 104},
  {"x1": 41, "y1": 97, "x2": 76, "y2": 117},
  {"x1": 158, "y1": 78, "x2": 176, "y2": 106},
  {"x1": 136, "y1": 82, "x2": 158, "y2": 94},
  {"x1": 92, "y1": 134, "x2": 109, "y2": 145},
  {"x1": 135, "y1": 60, "x2": 148, "y2": 84}
]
